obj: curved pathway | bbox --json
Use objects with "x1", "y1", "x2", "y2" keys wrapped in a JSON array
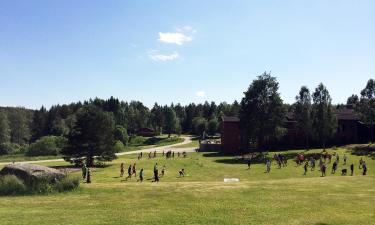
[{"x1": 0, "y1": 136, "x2": 196, "y2": 166}]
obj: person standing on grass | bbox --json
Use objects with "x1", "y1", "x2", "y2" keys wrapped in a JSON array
[
  {"x1": 154, "y1": 163, "x2": 159, "y2": 182},
  {"x1": 86, "y1": 168, "x2": 91, "y2": 183},
  {"x1": 336, "y1": 153, "x2": 340, "y2": 164},
  {"x1": 321, "y1": 163, "x2": 327, "y2": 177},
  {"x1": 82, "y1": 163, "x2": 87, "y2": 180},
  {"x1": 179, "y1": 168, "x2": 185, "y2": 177},
  {"x1": 266, "y1": 159, "x2": 271, "y2": 173},
  {"x1": 126, "y1": 164, "x2": 132, "y2": 180},
  {"x1": 359, "y1": 157, "x2": 364, "y2": 169},
  {"x1": 247, "y1": 158, "x2": 251, "y2": 169},
  {"x1": 161, "y1": 165, "x2": 166, "y2": 177},
  {"x1": 363, "y1": 161, "x2": 367, "y2": 175},
  {"x1": 350, "y1": 163, "x2": 354, "y2": 176},
  {"x1": 120, "y1": 163, "x2": 125, "y2": 177},
  {"x1": 137, "y1": 168, "x2": 144, "y2": 182},
  {"x1": 132, "y1": 163, "x2": 137, "y2": 177},
  {"x1": 303, "y1": 161, "x2": 308, "y2": 175}
]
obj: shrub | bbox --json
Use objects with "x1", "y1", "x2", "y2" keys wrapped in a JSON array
[
  {"x1": 129, "y1": 136, "x2": 148, "y2": 146},
  {"x1": 26, "y1": 136, "x2": 67, "y2": 156},
  {"x1": 0, "y1": 174, "x2": 80, "y2": 196},
  {"x1": 112, "y1": 140, "x2": 125, "y2": 153},
  {"x1": 0, "y1": 175, "x2": 27, "y2": 196},
  {"x1": 0, "y1": 143, "x2": 23, "y2": 155},
  {"x1": 53, "y1": 176, "x2": 80, "y2": 193}
]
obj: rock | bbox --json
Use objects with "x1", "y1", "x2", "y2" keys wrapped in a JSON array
[{"x1": 0, "y1": 163, "x2": 66, "y2": 184}]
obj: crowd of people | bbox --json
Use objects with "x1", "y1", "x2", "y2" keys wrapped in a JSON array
[
  {"x1": 80, "y1": 149, "x2": 369, "y2": 184},
  {"x1": 117, "y1": 150, "x2": 188, "y2": 183},
  {"x1": 259, "y1": 151, "x2": 369, "y2": 177}
]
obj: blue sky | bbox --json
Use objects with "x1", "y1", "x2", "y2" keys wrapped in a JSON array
[{"x1": 0, "y1": 0, "x2": 374, "y2": 109}]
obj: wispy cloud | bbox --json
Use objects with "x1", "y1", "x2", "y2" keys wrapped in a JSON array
[
  {"x1": 148, "y1": 51, "x2": 179, "y2": 62},
  {"x1": 158, "y1": 32, "x2": 192, "y2": 45},
  {"x1": 196, "y1": 91, "x2": 206, "y2": 97}
]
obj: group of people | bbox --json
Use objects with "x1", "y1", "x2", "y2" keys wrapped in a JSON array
[
  {"x1": 119, "y1": 162, "x2": 185, "y2": 182},
  {"x1": 136, "y1": 150, "x2": 188, "y2": 160},
  {"x1": 120, "y1": 163, "x2": 144, "y2": 182},
  {"x1": 256, "y1": 151, "x2": 369, "y2": 177},
  {"x1": 301, "y1": 153, "x2": 368, "y2": 177}
]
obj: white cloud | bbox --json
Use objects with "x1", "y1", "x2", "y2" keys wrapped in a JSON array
[
  {"x1": 196, "y1": 91, "x2": 206, "y2": 97},
  {"x1": 148, "y1": 51, "x2": 179, "y2": 61},
  {"x1": 158, "y1": 32, "x2": 192, "y2": 45}
]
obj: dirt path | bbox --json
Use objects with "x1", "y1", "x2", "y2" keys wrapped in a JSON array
[{"x1": 0, "y1": 136, "x2": 196, "y2": 166}]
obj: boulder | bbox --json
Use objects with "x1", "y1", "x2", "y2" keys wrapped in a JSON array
[{"x1": 0, "y1": 163, "x2": 66, "y2": 184}]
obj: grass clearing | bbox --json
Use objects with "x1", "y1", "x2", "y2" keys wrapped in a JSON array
[{"x1": 0, "y1": 147, "x2": 374, "y2": 224}]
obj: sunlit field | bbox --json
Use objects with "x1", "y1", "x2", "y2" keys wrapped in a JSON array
[{"x1": 0, "y1": 147, "x2": 374, "y2": 225}]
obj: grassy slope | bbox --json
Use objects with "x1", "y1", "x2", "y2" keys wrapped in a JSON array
[{"x1": 0, "y1": 147, "x2": 374, "y2": 225}]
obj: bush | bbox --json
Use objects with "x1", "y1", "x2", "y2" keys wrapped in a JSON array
[
  {"x1": 129, "y1": 136, "x2": 148, "y2": 146},
  {"x1": 26, "y1": 136, "x2": 67, "y2": 156},
  {"x1": 0, "y1": 175, "x2": 27, "y2": 196},
  {"x1": 112, "y1": 140, "x2": 125, "y2": 153},
  {"x1": 53, "y1": 176, "x2": 80, "y2": 193},
  {"x1": 0, "y1": 174, "x2": 80, "y2": 196},
  {"x1": 0, "y1": 143, "x2": 23, "y2": 155}
]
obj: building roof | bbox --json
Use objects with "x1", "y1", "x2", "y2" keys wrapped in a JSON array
[
  {"x1": 335, "y1": 108, "x2": 360, "y2": 121},
  {"x1": 221, "y1": 116, "x2": 240, "y2": 122}
]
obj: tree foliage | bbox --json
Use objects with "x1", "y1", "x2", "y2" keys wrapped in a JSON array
[
  {"x1": 240, "y1": 72, "x2": 284, "y2": 150},
  {"x1": 62, "y1": 105, "x2": 116, "y2": 166},
  {"x1": 358, "y1": 79, "x2": 375, "y2": 140},
  {"x1": 311, "y1": 83, "x2": 337, "y2": 149},
  {"x1": 0, "y1": 111, "x2": 11, "y2": 144},
  {"x1": 294, "y1": 86, "x2": 312, "y2": 149}
]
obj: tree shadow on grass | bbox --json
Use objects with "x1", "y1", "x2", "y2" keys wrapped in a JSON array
[
  {"x1": 204, "y1": 151, "x2": 328, "y2": 165},
  {"x1": 349, "y1": 145, "x2": 375, "y2": 160}
]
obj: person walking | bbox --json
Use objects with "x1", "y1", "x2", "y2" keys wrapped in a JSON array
[
  {"x1": 266, "y1": 160, "x2": 271, "y2": 173},
  {"x1": 120, "y1": 163, "x2": 125, "y2": 177},
  {"x1": 137, "y1": 168, "x2": 144, "y2": 182},
  {"x1": 126, "y1": 164, "x2": 132, "y2": 180},
  {"x1": 82, "y1": 163, "x2": 87, "y2": 180},
  {"x1": 304, "y1": 161, "x2": 308, "y2": 175},
  {"x1": 132, "y1": 163, "x2": 137, "y2": 177},
  {"x1": 363, "y1": 161, "x2": 367, "y2": 175},
  {"x1": 350, "y1": 163, "x2": 354, "y2": 176},
  {"x1": 321, "y1": 163, "x2": 327, "y2": 177}
]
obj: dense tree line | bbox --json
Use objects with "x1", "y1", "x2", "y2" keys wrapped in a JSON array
[{"x1": 0, "y1": 75, "x2": 373, "y2": 159}]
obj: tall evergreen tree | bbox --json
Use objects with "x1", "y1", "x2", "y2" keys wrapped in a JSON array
[
  {"x1": 240, "y1": 72, "x2": 285, "y2": 151},
  {"x1": 294, "y1": 86, "x2": 312, "y2": 150},
  {"x1": 311, "y1": 83, "x2": 337, "y2": 150},
  {"x1": 62, "y1": 105, "x2": 116, "y2": 166},
  {"x1": 0, "y1": 111, "x2": 11, "y2": 144},
  {"x1": 8, "y1": 108, "x2": 31, "y2": 145},
  {"x1": 358, "y1": 79, "x2": 375, "y2": 140},
  {"x1": 163, "y1": 106, "x2": 177, "y2": 137},
  {"x1": 30, "y1": 106, "x2": 48, "y2": 142}
]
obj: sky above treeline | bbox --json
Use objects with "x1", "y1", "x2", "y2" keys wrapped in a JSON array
[{"x1": 0, "y1": 0, "x2": 374, "y2": 109}]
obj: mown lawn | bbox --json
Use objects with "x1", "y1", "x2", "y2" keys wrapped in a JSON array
[{"x1": 0, "y1": 147, "x2": 374, "y2": 225}]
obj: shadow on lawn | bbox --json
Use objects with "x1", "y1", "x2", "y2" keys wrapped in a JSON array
[
  {"x1": 204, "y1": 151, "x2": 329, "y2": 165},
  {"x1": 348, "y1": 145, "x2": 375, "y2": 160}
]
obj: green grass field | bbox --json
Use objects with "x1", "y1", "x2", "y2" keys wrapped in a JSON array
[{"x1": 0, "y1": 147, "x2": 374, "y2": 225}]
